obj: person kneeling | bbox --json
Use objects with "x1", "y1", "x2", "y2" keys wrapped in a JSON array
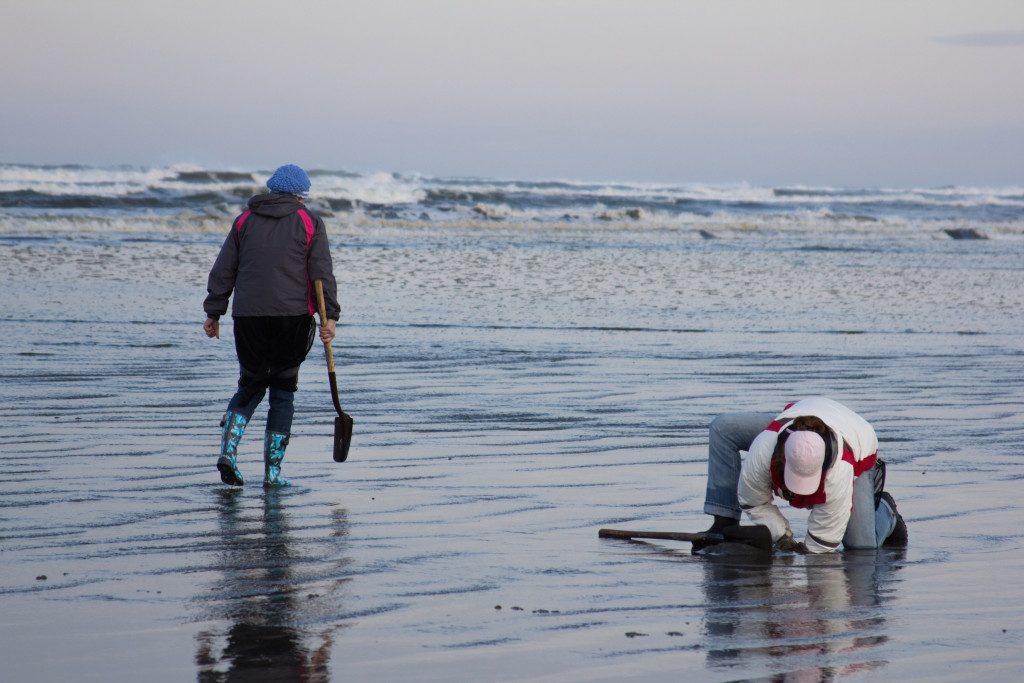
[{"x1": 700, "y1": 397, "x2": 907, "y2": 554}]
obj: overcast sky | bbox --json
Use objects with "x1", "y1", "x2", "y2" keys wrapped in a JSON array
[{"x1": 2, "y1": 0, "x2": 1022, "y2": 186}]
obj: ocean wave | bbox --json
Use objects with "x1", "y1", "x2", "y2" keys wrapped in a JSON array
[
  {"x1": 172, "y1": 170, "x2": 256, "y2": 184},
  {"x1": 2, "y1": 163, "x2": 1024, "y2": 235}
]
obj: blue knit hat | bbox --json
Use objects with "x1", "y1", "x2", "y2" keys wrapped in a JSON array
[{"x1": 266, "y1": 164, "x2": 311, "y2": 195}]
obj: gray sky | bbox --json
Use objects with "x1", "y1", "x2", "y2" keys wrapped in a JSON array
[{"x1": 2, "y1": 0, "x2": 1023, "y2": 186}]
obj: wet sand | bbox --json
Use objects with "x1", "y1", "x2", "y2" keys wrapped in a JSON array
[{"x1": 1, "y1": 222, "x2": 1023, "y2": 681}]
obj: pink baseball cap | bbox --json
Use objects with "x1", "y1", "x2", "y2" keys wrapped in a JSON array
[{"x1": 784, "y1": 430, "x2": 826, "y2": 495}]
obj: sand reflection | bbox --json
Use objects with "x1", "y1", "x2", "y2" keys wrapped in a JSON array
[
  {"x1": 701, "y1": 547, "x2": 904, "y2": 680},
  {"x1": 195, "y1": 489, "x2": 345, "y2": 682}
]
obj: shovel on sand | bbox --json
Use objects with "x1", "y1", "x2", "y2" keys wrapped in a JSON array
[
  {"x1": 598, "y1": 526, "x2": 773, "y2": 553},
  {"x1": 314, "y1": 279, "x2": 353, "y2": 462}
]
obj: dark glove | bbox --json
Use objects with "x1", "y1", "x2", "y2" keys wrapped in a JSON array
[{"x1": 776, "y1": 532, "x2": 808, "y2": 554}]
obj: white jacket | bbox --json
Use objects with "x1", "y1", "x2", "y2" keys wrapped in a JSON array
[{"x1": 737, "y1": 397, "x2": 878, "y2": 553}]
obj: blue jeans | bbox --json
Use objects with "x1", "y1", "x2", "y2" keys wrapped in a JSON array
[
  {"x1": 227, "y1": 384, "x2": 295, "y2": 434},
  {"x1": 702, "y1": 412, "x2": 896, "y2": 549},
  {"x1": 703, "y1": 412, "x2": 774, "y2": 521},
  {"x1": 845, "y1": 462, "x2": 897, "y2": 549}
]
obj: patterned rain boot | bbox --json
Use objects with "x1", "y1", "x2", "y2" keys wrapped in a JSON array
[
  {"x1": 263, "y1": 431, "x2": 292, "y2": 487},
  {"x1": 216, "y1": 411, "x2": 248, "y2": 486}
]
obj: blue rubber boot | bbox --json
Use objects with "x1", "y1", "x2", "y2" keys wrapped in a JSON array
[
  {"x1": 263, "y1": 431, "x2": 292, "y2": 487},
  {"x1": 217, "y1": 411, "x2": 247, "y2": 486}
]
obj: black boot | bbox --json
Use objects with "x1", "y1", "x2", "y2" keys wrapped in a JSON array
[
  {"x1": 878, "y1": 492, "x2": 908, "y2": 547},
  {"x1": 693, "y1": 515, "x2": 738, "y2": 552},
  {"x1": 706, "y1": 515, "x2": 735, "y2": 534}
]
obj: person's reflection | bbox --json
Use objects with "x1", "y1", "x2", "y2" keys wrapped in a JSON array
[
  {"x1": 701, "y1": 545, "x2": 904, "y2": 680},
  {"x1": 196, "y1": 488, "x2": 346, "y2": 682}
]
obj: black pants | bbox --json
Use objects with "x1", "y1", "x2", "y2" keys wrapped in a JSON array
[{"x1": 232, "y1": 315, "x2": 316, "y2": 396}]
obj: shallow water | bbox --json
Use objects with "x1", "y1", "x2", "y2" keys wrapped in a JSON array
[{"x1": 1, "y1": 219, "x2": 1022, "y2": 681}]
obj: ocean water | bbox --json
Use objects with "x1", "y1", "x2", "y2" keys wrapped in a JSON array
[
  {"x1": 1, "y1": 164, "x2": 1023, "y2": 681},
  {"x1": 3, "y1": 162, "x2": 1024, "y2": 234}
]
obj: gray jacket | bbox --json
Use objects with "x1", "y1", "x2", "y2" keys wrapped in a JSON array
[{"x1": 204, "y1": 193, "x2": 340, "y2": 320}]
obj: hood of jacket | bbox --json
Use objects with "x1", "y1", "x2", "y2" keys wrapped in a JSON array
[{"x1": 248, "y1": 192, "x2": 304, "y2": 218}]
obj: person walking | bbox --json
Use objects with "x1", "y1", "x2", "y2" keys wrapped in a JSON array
[
  {"x1": 700, "y1": 396, "x2": 907, "y2": 553},
  {"x1": 203, "y1": 164, "x2": 339, "y2": 487}
]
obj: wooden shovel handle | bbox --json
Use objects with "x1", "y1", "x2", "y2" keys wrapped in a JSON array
[
  {"x1": 598, "y1": 529, "x2": 721, "y2": 543},
  {"x1": 314, "y1": 279, "x2": 335, "y2": 373}
]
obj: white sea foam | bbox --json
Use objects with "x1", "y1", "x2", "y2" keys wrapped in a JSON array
[
  {"x1": 2, "y1": 164, "x2": 1023, "y2": 238},
  {"x1": 314, "y1": 171, "x2": 428, "y2": 205},
  {"x1": 0, "y1": 164, "x2": 167, "y2": 196}
]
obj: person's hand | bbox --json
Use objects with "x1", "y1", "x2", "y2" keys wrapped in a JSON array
[
  {"x1": 776, "y1": 532, "x2": 808, "y2": 554},
  {"x1": 204, "y1": 317, "x2": 219, "y2": 339},
  {"x1": 320, "y1": 319, "x2": 336, "y2": 345}
]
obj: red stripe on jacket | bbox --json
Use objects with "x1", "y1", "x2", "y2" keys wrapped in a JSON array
[
  {"x1": 233, "y1": 210, "x2": 251, "y2": 243},
  {"x1": 843, "y1": 447, "x2": 877, "y2": 477},
  {"x1": 297, "y1": 209, "x2": 316, "y2": 315}
]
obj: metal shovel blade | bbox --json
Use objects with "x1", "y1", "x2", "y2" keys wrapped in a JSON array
[
  {"x1": 334, "y1": 412, "x2": 353, "y2": 462},
  {"x1": 598, "y1": 526, "x2": 773, "y2": 553}
]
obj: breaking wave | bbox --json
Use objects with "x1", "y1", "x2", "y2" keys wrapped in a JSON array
[{"x1": 2, "y1": 163, "x2": 1023, "y2": 237}]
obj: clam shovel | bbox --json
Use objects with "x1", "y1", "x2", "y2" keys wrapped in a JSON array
[{"x1": 314, "y1": 279, "x2": 353, "y2": 462}]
